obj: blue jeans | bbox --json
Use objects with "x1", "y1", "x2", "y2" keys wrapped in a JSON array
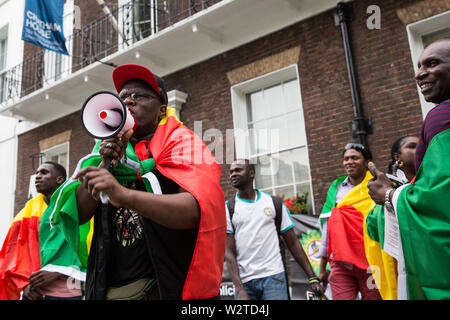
[
  {"x1": 239, "y1": 272, "x2": 288, "y2": 300},
  {"x1": 44, "y1": 295, "x2": 83, "y2": 300},
  {"x1": 22, "y1": 295, "x2": 83, "y2": 300}
]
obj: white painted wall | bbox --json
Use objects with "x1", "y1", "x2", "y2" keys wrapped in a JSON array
[
  {"x1": 0, "y1": 0, "x2": 24, "y2": 246},
  {"x1": 0, "y1": 115, "x2": 17, "y2": 247}
]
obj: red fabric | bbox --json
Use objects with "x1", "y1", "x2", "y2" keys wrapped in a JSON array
[
  {"x1": 327, "y1": 205, "x2": 369, "y2": 270},
  {"x1": 0, "y1": 217, "x2": 41, "y2": 300},
  {"x1": 135, "y1": 114, "x2": 226, "y2": 300}
]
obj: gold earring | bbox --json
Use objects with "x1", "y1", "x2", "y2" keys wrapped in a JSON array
[{"x1": 395, "y1": 160, "x2": 404, "y2": 168}]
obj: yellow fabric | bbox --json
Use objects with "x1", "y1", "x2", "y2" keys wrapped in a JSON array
[
  {"x1": 334, "y1": 171, "x2": 397, "y2": 299},
  {"x1": 363, "y1": 226, "x2": 398, "y2": 300},
  {"x1": 336, "y1": 171, "x2": 375, "y2": 214},
  {"x1": 158, "y1": 107, "x2": 182, "y2": 126},
  {"x1": 86, "y1": 218, "x2": 94, "y2": 255},
  {"x1": 12, "y1": 193, "x2": 48, "y2": 223},
  {"x1": 352, "y1": 170, "x2": 397, "y2": 300}
]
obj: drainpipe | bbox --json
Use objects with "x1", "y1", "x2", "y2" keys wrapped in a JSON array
[{"x1": 333, "y1": 2, "x2": 372, "y2": 146}]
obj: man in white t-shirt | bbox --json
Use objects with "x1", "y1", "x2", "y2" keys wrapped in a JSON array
[{"x1": 225, "y1": 159, "x2": 323, "y2": 300}]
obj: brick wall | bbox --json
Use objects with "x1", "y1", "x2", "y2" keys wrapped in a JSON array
[
  {"x1": 14, "y1": 111, "x2": 95, "y2": 214},
  {"x1": 163, "y1": 0, "x2": 434, "y2": 211},
  {"x1": 14, "y1": 0, "x2": 449, "y2": 214},
  {"x1": 75, "y1": 0, "x2": 118, "y2": 26}
]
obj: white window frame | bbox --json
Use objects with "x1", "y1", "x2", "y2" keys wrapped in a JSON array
[
  {"x1": 41, "y1": 141, "x2": 70, "y2": 173},
  {"x1": 0, "y1": 25, "x2": 7, "y2": 102},
  {"x1": 43, "y1": 0, "x2": 74, "y2": 86},
  {"x1": 118, "y1": 0, "x2": 156, "y2": 50},
  {"x1": 406, "y1": 10, "x2": 450, "y2": 118},
  {"x1": 230, "y1": 64, "x2": 315, "y2": 214},
  {"x1": 29, "y1": 141, "x2": 70, "y2": 199}
]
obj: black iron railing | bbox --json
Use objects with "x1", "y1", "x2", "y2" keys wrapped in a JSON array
[{"x1": 0, "y1": 0, "x2": 221, "y2": 107}]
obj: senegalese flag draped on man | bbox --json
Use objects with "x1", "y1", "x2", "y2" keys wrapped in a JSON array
[
  {"x1": 45, "y1": 64, "x2": 226, "y2": 300},
  {"x1": 320, "y1": 171, "x2": 376, "y2": 272},
  {"x1": 0, "y1": 165, "x2": 90, "y2": 300},
  {"x1": 392, "y1": 127, "x2": 450, "y2": 299},
  {"x1": 0, "y1": 194, "x2": 47, "y2": 299}
]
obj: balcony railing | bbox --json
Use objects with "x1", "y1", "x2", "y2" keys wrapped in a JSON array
[{"x1": 0, "y1": 0, "x2": 221, "y2": 107}]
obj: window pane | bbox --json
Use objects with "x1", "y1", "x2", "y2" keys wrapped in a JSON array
[
  {"x1": 259, "y1": 186, "x2": 273, "y2": 195},
  {"x1": 0, "y1": 73, "x2": 5, "y2": 102},
  {"x1": 289, "y1": 110, "x2": 306, "y2": 146},
  {"x1": 248, "y1": 120, "x2": 270, "y2": 155},
  {"x1": 254, "y1": 155, "x2": 272, "y2": 190},
  {"x1": 58, "y1": 152, "x2": 67, "y2": 169},
  {"x1": 248, "y1": 90, "x2": 268, "y2": 123},
  {"x1": 269, "y1": 111, "x2": 305, "y2": 150},
  {"x1": 422, "y1": 28, "x2": 450, "y2": 48},
  {"x1": 42, "y1": 143, "x2": 69, "y2": 172},
  {"x1": 283, "y1": 79, "x2": 301, "y2": 113},
  {"x1": 0, "y1": 39, "x2": 6, "y2": 70},
  {"x1": 274, "y1": 185, "x2": 294, "y2": 199},
  {"x1": 241, "y1": 74, "x2": 314, "y2": 214},
  {"x1": 55, "y1": 54, "x2": 62, "y2": 80},
  {"x1": 295, "y1": 182, "x2": 313, "y2": 215},
  {"x1": 272, "y1": 150, "x2": 293, "y2": 186},
  {"x1": 267, "y1": 115, "x2": 285, "y2": 150},
  {"x1": 291, "y1": 148, "x2": 310, "y2": 183},
  {"x1": 263, "y1": 84, "x2": 283, "y2": 118}
]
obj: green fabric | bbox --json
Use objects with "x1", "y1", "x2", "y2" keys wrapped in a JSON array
[
  {"x1": 365, "y1": 204, "x2": 385, "y2": 248},
  {"x1": 320, "y1": 175, "x2": 347, "y2": 225},
  {"x1": 396, "y1": 128, "x2": 450, "y2": 300},
  {"x1": 39, "y1": 140, "x2": 156, "y2": 273}
]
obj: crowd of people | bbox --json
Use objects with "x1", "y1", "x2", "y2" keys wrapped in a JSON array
[{"x1": 0, "y1": 38, "x2": 449, "y2": 301}]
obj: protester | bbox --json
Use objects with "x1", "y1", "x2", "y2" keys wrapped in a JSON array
[
  {"x1": 368, "y1": 38, "x2": 450, "y2": 299},
  {"x1": 364, "y1": 136, "x2": 418, "y2": 300},
  {"x1": 387, "y1": 136, "x2": 418, "y2": 182},
  {"x1": 45, "y1": 64, "x2": 226, "y2": 300},
  {"x1": 225, "y1": 159, "x2": 323, "y2": 300},
  {"x1": 318, "y1": 143, "x2": 381, "y2": 300},
  {"x1": 0, "y1": 162, "x2": 67, "y2": 300}
]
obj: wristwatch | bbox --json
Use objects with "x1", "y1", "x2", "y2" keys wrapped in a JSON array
[{"x1": 384, "y1": 188, "x2": 394, "y2": 212}]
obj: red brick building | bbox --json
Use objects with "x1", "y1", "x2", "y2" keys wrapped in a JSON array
[
  {"x1": 1, "y1": 0, "x2": 449, "y2": 300},
  {"x1": 4, "y1": 0, "x2": 449, "y2": 215}
]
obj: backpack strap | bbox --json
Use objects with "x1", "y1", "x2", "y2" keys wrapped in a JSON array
[
  {"x1": 271, "y1": 195, "x2": 291, "y2": 300},
  {"x1": 226, "y1": 194, "x2": 236, "y2": 231},
  {"x1": 271, "y1": 195, "x2": 283, "y2": 233}
]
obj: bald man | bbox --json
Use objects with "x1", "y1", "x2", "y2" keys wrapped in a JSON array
[{"x1": 367, "y1": 38, "x2": 450, "y2": 300}]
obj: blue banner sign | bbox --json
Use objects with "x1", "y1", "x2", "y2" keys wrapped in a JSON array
[{"x1": 21, "y1": 0, "x2": 68, "y2": 55}]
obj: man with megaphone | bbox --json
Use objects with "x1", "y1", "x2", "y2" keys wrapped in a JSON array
[{"x1": 43, "y1": 64, "x2": 226, "y2": 300}]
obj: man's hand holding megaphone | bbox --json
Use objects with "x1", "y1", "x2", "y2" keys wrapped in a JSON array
[
  {"x1": 77, "y1": 90, "x2": 138, "y2": 207},
  {"x1": 74, "y1": 128, "x2": 133, "y2": 208},
  {"x1": 98, "y1": 128, "x2": 134, "y2": 169}
]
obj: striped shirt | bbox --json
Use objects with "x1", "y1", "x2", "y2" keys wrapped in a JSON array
[{"x1": 415, "y1": 99, "x2": 450, "y2": 172}]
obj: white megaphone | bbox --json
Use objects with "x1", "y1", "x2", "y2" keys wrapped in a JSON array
[
  {"x1": 81, "y1": 91, "x2": 136, "y2": 204},
  {"x1": 81, "y1": 91, "x2": 136, "y2": 139}
]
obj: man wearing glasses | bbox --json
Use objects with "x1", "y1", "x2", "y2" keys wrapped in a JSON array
[{"x1": 47, "y1": 64, "x2": 226, "y2": 300}]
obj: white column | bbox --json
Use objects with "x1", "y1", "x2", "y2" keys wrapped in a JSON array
[{"x1": 166, "y1": 89, "x2": 188, "y2": 120}]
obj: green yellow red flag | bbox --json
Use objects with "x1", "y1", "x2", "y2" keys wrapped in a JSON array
[
  {"x1": 393, "y1": 128, "x2": 450, "y2": 299},
  {"x1": 0, "y1": 194, "x2": 47, "y2": 299}
]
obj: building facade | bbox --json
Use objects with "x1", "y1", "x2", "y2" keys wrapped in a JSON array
[{"x1": 0, "y1": 0, "x2": 449, "y2": 295}]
